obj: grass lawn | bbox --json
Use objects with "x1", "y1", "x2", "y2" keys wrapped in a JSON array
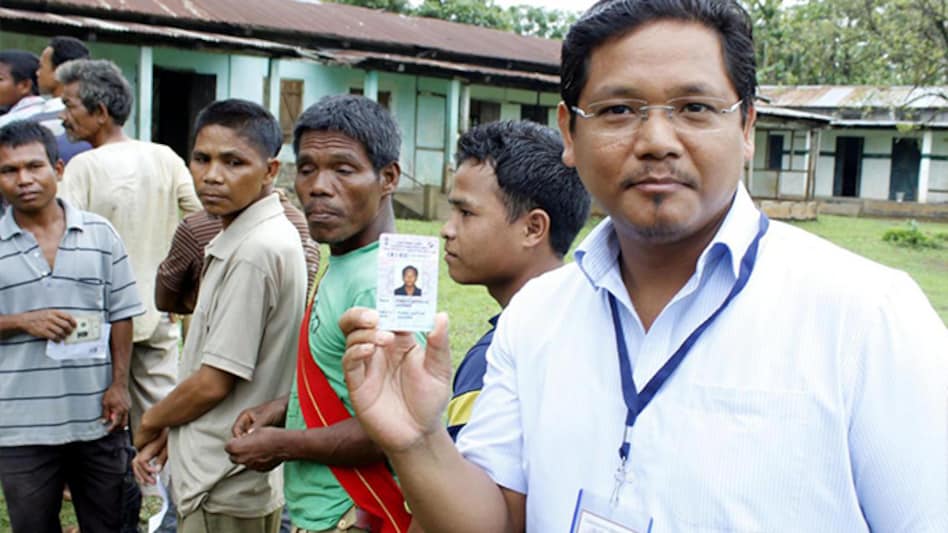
[{"x1": 3, "y1": 213, "x2": 946, "y2": 531}]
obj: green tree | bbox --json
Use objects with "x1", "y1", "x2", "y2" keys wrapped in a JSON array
[
  {"x1": 331, "y1": 0, "x2": 413, "y2": 12},
  {"x1": 747, "y1": 0, "x2": 947, "y2": 86},
  {"x1": 413, "y1": 0, "x2": 513, "y2": 31},
  {"x1": 508, "y1": 5, "x2": 578, "y2": 39},
  {"x1": 326, "y1": 0, "x2": 581, "y2": 39}
]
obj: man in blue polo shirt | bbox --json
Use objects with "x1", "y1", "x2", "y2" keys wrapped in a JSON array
[
  {"x1": 443, "y1": 121, "x2": 589, "y2": 439},
  {"x1": 0, "y1": 120, "x2": 144, "y2": 532}
]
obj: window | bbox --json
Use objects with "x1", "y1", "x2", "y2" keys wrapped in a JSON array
[
  {"x1": 349, "y1": 88, "x2": 392, "y2": 110},
  {"x1": 521, "y1": 104, "x2": 550, "y2": 125},
  {"x1": 469, "y1": 100, "x2": 501, "y2": 127},
  {"x1": 279, "y1": 79, "x2": 304, "y2": 144},
  {"x1": 767, "y1": 134, "x2": 784, "y2": 170}
]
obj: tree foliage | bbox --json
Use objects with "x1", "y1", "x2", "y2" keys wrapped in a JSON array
[
  {"x1": 330, "y1": 0, "x2": 945, "y2": 86},
  {"x1": 329, "y1": 0, "x2": 577, "y2": 39},
  {"x1": 747, "y1": 0, "x2": 947, "y2": 86}
]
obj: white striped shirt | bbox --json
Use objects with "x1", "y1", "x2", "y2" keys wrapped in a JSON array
[{"x1": 0, "y1": 200, "x2": 144, "y2": 446}]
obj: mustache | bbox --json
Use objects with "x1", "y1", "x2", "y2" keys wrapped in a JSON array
[
  {"x1": 620, "y1": 165, "x2": 699, "y2": 189},
  {"x1": 303, "y1": 202, "x2": 345, "y2": 217}
]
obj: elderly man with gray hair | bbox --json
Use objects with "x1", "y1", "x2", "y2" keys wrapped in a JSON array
[{"x1": 57, "y1": 59, "x2": 201, "y2": 443}]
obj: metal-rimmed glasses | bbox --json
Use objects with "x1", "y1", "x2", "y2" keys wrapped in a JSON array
[{"x1": 571, "y1": 96, "x2": 743, "y2": 135}]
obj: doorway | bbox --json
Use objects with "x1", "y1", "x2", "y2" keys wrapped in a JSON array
[
  {"x1": 889, "y1": 138, "x2": 921, "y2": 201},
  {"x1": 833, "y1": 136, "x2": 863, "y2": 197},
  {"x1": 152, "y1": 68, "x2": 216, "y2": 160}
]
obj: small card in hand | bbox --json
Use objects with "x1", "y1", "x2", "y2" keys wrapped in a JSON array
[{"x1": 376, "y1": 233, "x2": 439, "y2": 331}]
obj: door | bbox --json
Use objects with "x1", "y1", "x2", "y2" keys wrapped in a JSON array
[
  {"x1": 152, "y1": 68, "x2": 217, "y2": 160},
  {"x1": 414, "y1": 92, "x2": 446, "y2": 189},
  {"x1": 888, "y1": 138, "x2": 921, "y2": 201},
  {"x1": 833, "y1": 136, "x2": 863, "y2": 197}
]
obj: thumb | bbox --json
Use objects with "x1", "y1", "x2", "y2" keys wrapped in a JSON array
[{"x1": 423, "y1": 313, "x2": 451, "y2": 379}]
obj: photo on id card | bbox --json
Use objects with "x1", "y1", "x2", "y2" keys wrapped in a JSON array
[{"x1": 376, "y1": 233, "x2": 439, "y2": 331}]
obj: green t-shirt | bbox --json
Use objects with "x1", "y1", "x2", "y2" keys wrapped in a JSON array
[{"x1": 284, "y1": 241, "x2": 426, "y2": 530}]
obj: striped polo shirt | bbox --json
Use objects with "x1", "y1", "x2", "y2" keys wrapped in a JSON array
[{"x1": 0, "y1": 199, "x2": 144, "y2": 446}]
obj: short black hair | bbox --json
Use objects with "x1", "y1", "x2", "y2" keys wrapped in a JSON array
[
  {"x1": 55, "y1": 59, "x2": 133, "y2": 126},
  {"x1": 0, "y1": 50, "x2": 39, "y2": 96},
  {"x1": 0, "y1": 121, "x2": 59, "y2": 165},
  {"x1": 292, "y1": 95, "x2": 401, "y2": 172},
  {"x1": 455, "y1": 120, "x2": 591, "y2": 257},
  {"x1": 48, "y1": 36, "x2": 90, "y2": 67},
  {"x1": 402, "y1": 265, "x2": 418, "y2": 278},
  {"x1": 562, "y1": 0, "x2": 756, "y2": 125},
  {"x1": 193, "y1": 99, "x2": 283, "y2": 159}
]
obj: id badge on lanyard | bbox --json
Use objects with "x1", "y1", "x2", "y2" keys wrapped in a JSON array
[
  {"x1": 569, "y1": 213, "x2": 769, "y2": 533},
  {"x1": 570, "y1": 489, "x2": 654, "y2": 533}
]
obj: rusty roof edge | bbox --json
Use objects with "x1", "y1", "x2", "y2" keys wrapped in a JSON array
[
  {"x1": 4, "y1": 0, "x2": 562, "y2": 75},
  {"x1": 0, "y1": 7, "x2": 305, "y2": 58},
  {"x1": 328, "y1": 49, "x2": 559, "y2": 86}
]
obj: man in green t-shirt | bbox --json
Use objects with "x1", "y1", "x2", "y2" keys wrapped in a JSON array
[{"x1": 225, "y1": 95, "x2": 424, "y2": 533}]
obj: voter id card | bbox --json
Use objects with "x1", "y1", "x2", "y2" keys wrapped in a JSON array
[
  {"x1": 570, "y1": 489, "x2": 653, "y2": 533},
  {"x1": 64, "y1": 315, "x2": 102, "y2": 345},
  {"x1": 376, "y1": 233, "x2": 439, "y2": 331},
  {"x1": 47, "y1": 314, "x2": 110, "y2": 361}
]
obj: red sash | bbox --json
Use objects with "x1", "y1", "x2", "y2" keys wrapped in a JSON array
[{"x1": 296, "y1": 298, "x2": 412, "y2": 533}]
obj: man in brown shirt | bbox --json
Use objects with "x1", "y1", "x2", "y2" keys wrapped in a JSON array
[{"x1": 156, "y1": 189, "x2": 319, "y2": 315}]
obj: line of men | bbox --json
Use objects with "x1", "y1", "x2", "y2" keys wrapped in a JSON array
[
  {"x1": 0, "y1": 52, "x2": 587, "y2": 533},
  {"x1": 2, "y1": 0, "x2": 946, "y2": 531}
]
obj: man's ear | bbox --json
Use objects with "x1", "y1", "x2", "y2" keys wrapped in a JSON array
[
  {"x1": 54, "y1": 158, "x2": 64, "y2": 180},
  {"x1": 742, "y1": 104, "x2": 757, "y2": 164},
  {"x1": 264, "y1": 158, "x2": 280, "y2": 187},
  {"x1": 14, "y1": 79, "x2": 33, "y2": 99},
  {"x1": 95, "y1": 102, "x2": 110, "y2": 124},
  {"x1": 379, "y1": 161, "x2": 400, "y2": 197},
  {"x1": 557, "y1": 102, "x2": 577, "y2": 168},
  {"x1": 522, "y1": 208, "x2": 551, "y2": 250}
]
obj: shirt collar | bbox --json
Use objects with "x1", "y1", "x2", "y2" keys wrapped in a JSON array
[
  {"x1": 0, "y1": 198, "x2": 83, "y2": 240},
  {"x1": 7, "y1": 95, "x2": 45, "y2": 114},
  {"x1": 574, "y1": 182, "x2": 761, "y2": 289},
  {"x1": 206, "y1": 193, "x2": 283, "y2": 260},
  {"x1": 42, "y1": 97, "x2": 64, "y2": 112}
]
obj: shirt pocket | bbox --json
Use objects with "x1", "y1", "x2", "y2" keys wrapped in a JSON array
[{"x1": 662, "y1": 385, "x2": 814, "y2": 532}]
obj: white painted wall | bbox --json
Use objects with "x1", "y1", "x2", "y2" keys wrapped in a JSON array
[{"x1": 927, "y1": 132, "x2": 948, "y2": 203}]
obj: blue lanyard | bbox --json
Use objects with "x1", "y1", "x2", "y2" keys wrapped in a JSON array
[{"x1": 609, "y1": 213, "x2": 769, "y2": 467}]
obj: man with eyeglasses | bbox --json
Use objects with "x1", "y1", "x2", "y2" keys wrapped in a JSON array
[{"x1": 339, "y1": 1, "x2": 947, "y2": 532}]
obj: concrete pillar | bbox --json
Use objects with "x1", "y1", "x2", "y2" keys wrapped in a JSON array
[
  {"x1": 459, "y1": 83, "x2": 471, "y2": 133},
  {"x1": 363, "y1": 70, "x2": 379, "y2": 101},
  {"x1": 137, "y1": 46, "x2": 153, "y2": 142},
  {"x1": 444, "y1": 78, "x2": 461, "y2": 191},
  {"x1": 267, "y1": 58, "x2": 280, "y2": 120},
  {"x1": 918, "y1": 130, "x2": 933, "y2": 203}
]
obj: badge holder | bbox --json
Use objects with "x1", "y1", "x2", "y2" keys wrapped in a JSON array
[{"x1": 570, "y1": 486, "x2": 653, "y2": 533}]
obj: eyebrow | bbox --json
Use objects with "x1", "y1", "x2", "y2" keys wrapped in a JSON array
[
  {"x1": 448, "y1": 197, "x2": 473, "y2": 209},
  {"x1": 589, "y1": 82, "x2": 722, "y2": 101}
]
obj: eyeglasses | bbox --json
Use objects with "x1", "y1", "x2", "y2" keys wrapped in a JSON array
[{"x1": 571, "y1": 96, "x2": 743, "y2": 135}]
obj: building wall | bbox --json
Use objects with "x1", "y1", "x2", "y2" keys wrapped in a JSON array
[
  {"x1": 469, "y1": 85, "x2": 558, "y2": 128},
  {"x1": 926, "y1": 132, "x2": 948, "y2": 203},
  {"x1": 817, "y1": 129, "x2": 894, "y2": 200},
  {"x1": 751, "y1": 129, "x2": 810, "y2": 198}
]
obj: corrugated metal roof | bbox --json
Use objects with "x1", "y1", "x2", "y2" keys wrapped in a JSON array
[
  {"x1": 756, "y1": 104, "x2": 832, "y2": 123},
  {"x1": 328, "y1": 49, "x2": 559, "y2": 87},
  {"x1": 18, "y1": 0, "x2": 562, "y2": 69},
  {"x1": 0, "y1": 5, "x2": 558, "y2": 89},
  {"x1": 760, "y1": 85, "x2": 948, "y2": 109},
  {"x1": 0, "y1": 6, "x2": 302, "y2": 55}
]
